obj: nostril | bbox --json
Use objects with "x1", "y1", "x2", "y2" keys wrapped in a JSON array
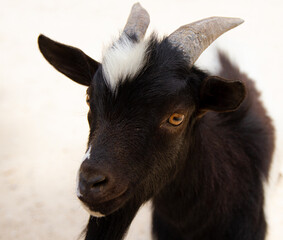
[{"x1": 90, "y1": 175, "x2": 107, "y2": 189}]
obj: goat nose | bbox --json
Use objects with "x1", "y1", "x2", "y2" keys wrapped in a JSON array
[
  {"x1": 78, "y1": 172, "x2": 108, "y2": 197},
  {"x1": 89, "y1": 175, "x2": 107, "y2": 191}
]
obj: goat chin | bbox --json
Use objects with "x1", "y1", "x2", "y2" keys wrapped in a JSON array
[{"x1": 80, "y1": 201, "x2": 105, "y2": 218}]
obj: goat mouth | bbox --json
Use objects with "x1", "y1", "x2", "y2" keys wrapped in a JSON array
[{"x1": 80, "y1": 188, "x2": 129, "y2": 216}]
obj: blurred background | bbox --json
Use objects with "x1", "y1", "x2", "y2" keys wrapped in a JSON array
[{"x1": 0, "y1": 0, "x2": 282, "y2": 239}]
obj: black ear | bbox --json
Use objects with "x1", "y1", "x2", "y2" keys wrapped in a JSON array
[
  {"x1": 38, "y1": 34, "x2": 100, "y2": 86},
  {"x1": 199, "y1": 76, "x2": 246, "y2": 112}
]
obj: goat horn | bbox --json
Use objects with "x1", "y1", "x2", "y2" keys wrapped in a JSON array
[
  {"x1": 123, "y1": 3, "x2": 150, "y2": 41},
  {"x1": 168, "y1": 17, "x2": 244, "y2": 67}
]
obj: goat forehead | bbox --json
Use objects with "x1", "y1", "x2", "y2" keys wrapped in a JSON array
[
  {"x1": 90, "y1": 67, "x2": 189, "y2": 116},
  {"x1": 102, "y1": 34, "x2": 148, "y2": 91}
]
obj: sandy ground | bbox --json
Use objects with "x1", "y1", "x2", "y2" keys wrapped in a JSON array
[{"x1": 0, "y1": 0, "x2": 282, "y2": 239}]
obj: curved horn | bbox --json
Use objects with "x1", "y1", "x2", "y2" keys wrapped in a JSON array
[
  {"x1": 168, "y1": 17, "x2": 244, "y2": 67},
  {"x1": 123, "y1": 3, "x2": 150, "y2": 41}
]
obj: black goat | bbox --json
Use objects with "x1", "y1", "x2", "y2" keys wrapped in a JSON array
[{"x1": 38, "y1": 3, "x2": 274, "y2": 240}]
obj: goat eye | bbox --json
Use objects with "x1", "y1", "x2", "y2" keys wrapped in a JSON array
[
  {"x1": 86, "y1": 95, "x2": 90, "y2": 106},
  {"x1": 168, "y1": 113, "x2": 185, "y2": 126}
]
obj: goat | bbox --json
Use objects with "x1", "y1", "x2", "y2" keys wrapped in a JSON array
[{"x1": 37, "y1": 3, "x2": 274, "y2": 240}]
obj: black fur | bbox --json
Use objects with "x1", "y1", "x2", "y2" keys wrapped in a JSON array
[{"x1": 38, "y1": 33, "x2": 274, "y2": 240}]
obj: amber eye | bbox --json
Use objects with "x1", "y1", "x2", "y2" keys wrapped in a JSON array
[
  {"x1": 86, "y1": 95, "x2": 90, "y2": 106},
  {"x1": 168, "y1": 113, "x2": 185, "y2": 126}
]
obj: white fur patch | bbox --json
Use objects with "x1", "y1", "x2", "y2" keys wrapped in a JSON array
[
  {"x1": 82, "y1": 146, "x2": 91, "y2": 163},
  {"x1": 76, "y1": 146, "x2": 92, "y2": 198},
  {"x1": 102, "y1": 34, "x2": 148, "y2": 91},
  {"x1": 80, "y1": 202, "x2": 105, "y2": 217},
  {"x1": 76, "y1": 184, "x2": 83, "y2": 198}
]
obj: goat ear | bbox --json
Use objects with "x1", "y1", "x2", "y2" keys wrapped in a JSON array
[
  {"x1": 38, "y1": 34, "x2": 100, "y2": 86},
  {"x1": 199, "y1": 76, "x2": 246, "y2": 112}
]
